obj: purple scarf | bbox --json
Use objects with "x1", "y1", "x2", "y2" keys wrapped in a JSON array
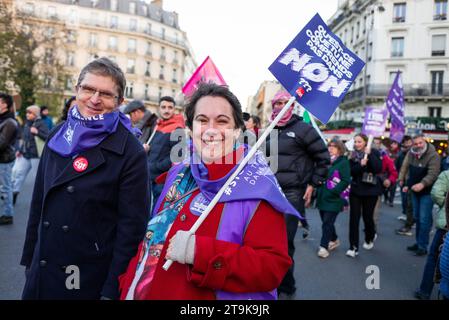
[{"x1": 47, "y1": 106, "x2": 141, "y2": 157}]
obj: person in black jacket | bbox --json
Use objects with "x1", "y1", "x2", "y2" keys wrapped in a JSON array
[
  {"x1": 0, "y1": 93, "x2": 19, "y2": 225},
  {"x1": 11, "y1": 105, "x2": 49, "y2": 205},
  {"x1": 20, "y1": 57, "x2": 150, "y2": 300},
  {"x1": 147, "y1": 96, "x2": 185, "y2": 212},
  {"x1": 266, "y1": 90, "x2": 330, "y2": 299},
  {"x1": 346, "y1": 133, "x2": 383, "y2": 258}
]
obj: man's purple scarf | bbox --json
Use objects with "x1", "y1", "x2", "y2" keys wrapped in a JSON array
[
  {"x1": 153, "y1": 144, "x2": 302, "y2": 220},
  {"x1": 47, "y1": 106, "x2": 141, "y2": 157}
]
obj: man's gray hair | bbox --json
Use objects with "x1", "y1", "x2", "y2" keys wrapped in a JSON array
[{"x1": 76, "y1": 57, "x2": 126, "y2": 102}]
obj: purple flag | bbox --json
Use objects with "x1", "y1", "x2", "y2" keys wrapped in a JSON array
[
  {"x1": 386, "y1": 72, "x2": 405, "y2": 143},
  {"x1": 268, "y1": 13, "x2": 365, "y2": 124},
  {"x1": 362, "y1": 106, "x2": 388, "y2": 137}
]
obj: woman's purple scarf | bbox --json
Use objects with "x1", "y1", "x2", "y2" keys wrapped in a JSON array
[{"x1": 47, "y1": 106, "x2": 141, "y2": 157}]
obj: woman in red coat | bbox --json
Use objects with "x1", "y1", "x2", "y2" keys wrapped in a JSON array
[{"x1": 119, "y1": 83, "x2": 299, "y2": 300}]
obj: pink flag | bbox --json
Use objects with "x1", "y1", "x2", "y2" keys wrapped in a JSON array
[{"x1": 182, "y1": 56, "x2": 227, "y2": 96}]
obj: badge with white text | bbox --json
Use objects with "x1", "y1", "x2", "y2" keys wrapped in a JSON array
[{"x1": 73, "y1": 157, "x2": 89, "y2": 172}]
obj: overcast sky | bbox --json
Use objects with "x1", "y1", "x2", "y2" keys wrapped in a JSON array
[{"x1": 161, "y1": 0, "x2": 339, "y2": 111}]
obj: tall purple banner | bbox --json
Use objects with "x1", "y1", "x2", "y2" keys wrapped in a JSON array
[
  {"x1": 362, "y1": 107, "x2": 388, "y2": 137},
  {"x1": 386, "y1": 72, "x2": 405, "y2": 143},
  {"x1": 268, "y1": 13, "x2": 365, "y2": 124}
]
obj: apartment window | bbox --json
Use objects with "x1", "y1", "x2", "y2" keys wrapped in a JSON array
[
  {"x1": 145, "y1": 84, "x2": 149, "y2": 100},
  {"x1": 363, "y1": 16, "x2": 367, "y2": 34},
  {"x1": 161, "y1": 28, "x2": 166, "y2": 39},
  {"x1": 91, "y1": 0, "x2": 98, "y2": 7},
  {"x1": 127, "y1": 59, "x2": 135, "y2": 74},
  {"x1": 173, "y1": 51, "x2": 178, "y2": 64},
  {"x1": 391, "y1": 37, "x2": 404, "y2": 57},
  {"x1": 48, "y1": 6, "x2": 57, "y2": 19},
  {"x1": 24, "y1": 2, "x2": 34, "y2": 14},
  {"x1": 69, "y1": 9, "x2": 77, "y2": 24},
  {"x1": 65, "y1": 76, "x2": 73, "y2": 90},
  {"x1": 142, "y1": 6, "x2": 148, "y2": 17},
  {"x1": 45, "y1": 27, "x2": 55, "y2": 39},
  {"x1": 389, "y1": 71, "x2": 402, "y2": 84},
  {"x1": 159, "y1": 65, "x2": 164, "y2": 80},
  {"x1": 129, "y1": 19, "x2": 137, "y2": 32},
  {"x1": 146, "y1": 42, "x2": 152, "y2": 55},
  {"x1": 145, "y1": 23, "x2": 152, "y2": 34},
  {"x1": 366, "y1": 75, "x2": 371, "y2": 87},
  {"x1": 172, "y1": 69, "x2": 177, "y2": 83},
  {"x1": 350, "y1": 26, "x2": 354, "y2": 43},
  {"x1": 67, "y1": 30, "x2": 76, "y2": 43},
  {"x1": 356, "y1": 21, "x2": 360, "y2": 39},
  {"x1": 432, "y1": 34, "x2": 446, "y2": 56},
  {"x1": 434, "y1": 0, "x2": 448, "y2": 20},
  {"x1": 431, "y1": 71, "x2": 444, "y2": 95},
  {"x1": 161, "y1": 47, "x2": 166, "y2": 61},
  {"x1": 158, "y1": 87, "x2": 163, "y2": 100},
  {"x1": 128, "y1": 39, "x2": 136, "y2": 53},
  {"x1": 44, "y1": 76, "x2": 51, "y2": 89},
  {"x1": 110, "y1": 16, "x2": 118, "y2": 29},
  {"x1": 125, "y1": 82, "x2": 134, "y2": 99},
  {"x1": 110, "y1": 0, "x2": 118, "y2": 11},
  {"x1": 429, "y1": 106, "x2": 442, "y2": 117},
  {"x1": 129, "y1": 2, "x2": 136, "y2": 14},
  {"x1": 89, "y1": 33, "x2": 97, "y2": 48},
  {"x1": 145, "y1": 61, "x2": 151, "y2": 77},
  {"x1": 108, "y1": 36, "x2": 117, "y2": 51},
  {"x1": 393, "y1": 3, "x2": 406, "y2": 23},
  {"x1": 44, "y1": 48, "x2": 53, "y2": 64},
  {"x1": 66, "y1": 51, "x2": 75, "y2": 66},
  {"x1": 108, "y1": 56, "x2": 116, "y2": 62}
]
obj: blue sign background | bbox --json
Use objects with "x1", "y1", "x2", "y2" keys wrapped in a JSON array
[{"x1": 269, "y1": 13, "x2": 365, "y2": 124}]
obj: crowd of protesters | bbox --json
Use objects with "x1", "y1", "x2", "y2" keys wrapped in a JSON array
[{"x1": 1, "y1": 57, "x2": 449, "y2": 301}]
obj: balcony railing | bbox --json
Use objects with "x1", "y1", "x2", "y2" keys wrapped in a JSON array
[
  {"x1": 79, "y1": 18, "x2": 185, "y2": 47},
  {"x1": 342, "y1": 83, "x2": 449, "y2": 103}
]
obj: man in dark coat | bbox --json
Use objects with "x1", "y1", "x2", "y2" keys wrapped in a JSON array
[
  {"x1": 123, "y1": 99, "x2": 157, "y2": 152},
  {"x1": 0, "y1": 93, "x2": 19, "y2": 225},
  {"x1": 20, "y1": 57, "x2": 150, "y2": 300},
  {"x1": 266, "y1": 90, "x2": 330, "y2": 299},
  {"x1": 147, "y1": 96, "x2": 185, "y2": 212}
]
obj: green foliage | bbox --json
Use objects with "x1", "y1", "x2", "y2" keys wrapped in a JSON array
[{"x1": 0, "y1": 2, "x2": 68, "y2": 118}]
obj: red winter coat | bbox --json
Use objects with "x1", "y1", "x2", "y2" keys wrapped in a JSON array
[
  {"x1": 382, "y1": 154, "x2": 398, "y2": 185},
  {"x1": 119, "y1": 159, "x2": 291, "y2": 300}
]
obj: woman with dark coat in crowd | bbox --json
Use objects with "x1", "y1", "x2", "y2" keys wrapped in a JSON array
[{"x1": 346, "y1": 133, "x2": 383, "y2": 258}]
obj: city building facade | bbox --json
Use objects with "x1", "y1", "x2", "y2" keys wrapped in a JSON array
[
  {"x1": 13, "y1": 0, "x2": 196, "y2": 113},
  {"x1": 326, "y1": 0, "x2": 449, "y2": 143}
]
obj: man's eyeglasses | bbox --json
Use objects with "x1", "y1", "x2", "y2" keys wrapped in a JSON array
[{"x1": 77, "y1": 84, "x2": 119, "y2": 101}]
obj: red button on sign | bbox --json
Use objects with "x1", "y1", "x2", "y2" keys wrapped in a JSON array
[{"x1": 73, "y1": 157, "x2": 88, "y2": 172}]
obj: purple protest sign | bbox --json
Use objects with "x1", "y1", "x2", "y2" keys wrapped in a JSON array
[
  {"x1": 269, "y1": 13, "x2": 365, "y2": 124},
  {"x1": 362, "y1": 107, "x2": 388, "y2": 137},
  {"x1": 386, "y1": 72, "x2": 405, "y2": 143}
]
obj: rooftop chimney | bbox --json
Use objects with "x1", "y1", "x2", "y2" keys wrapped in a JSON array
[{"x1": 151, "y1": 0, "x2": 163, "y2": 8}]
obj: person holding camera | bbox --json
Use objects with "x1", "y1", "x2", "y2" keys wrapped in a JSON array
[{"x1": 346, "y1": 133, "x2": 382, "y2": 258}]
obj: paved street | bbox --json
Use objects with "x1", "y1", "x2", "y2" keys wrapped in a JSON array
[{"x1": 0, "y1": 165, "x2": 431, "y2": 300}]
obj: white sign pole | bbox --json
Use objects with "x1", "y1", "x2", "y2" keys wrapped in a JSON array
[{"x1": 162, "y1": 95, "x2": 297, "y2": 271}]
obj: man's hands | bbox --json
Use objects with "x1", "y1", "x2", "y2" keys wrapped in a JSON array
[
  {"x1": 411, "y1": 183, "x2": 425, "y2": 193},
  {"x1": 30, "y1": 127, "x2": 38, "y2": 135},
  {"x1": 303, "y1": 185, "x2": 314, "y2": 208},
  {"x1": 143, "y1": 143, "x2": 150, "y2": 153}
]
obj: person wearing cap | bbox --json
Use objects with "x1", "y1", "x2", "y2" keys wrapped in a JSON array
[
  {"x1": 265, "y1": 90, "x2": 330, "y2": 299},
  {"x1": 11, "y1": 105, "x2": 49, "y2": 205},
  {"x1": 123, "y1": 100, "x2": 157, "y2": 152},
  {"x1": 40, "y1": 105, "x2": 54, "y2": 131}
]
